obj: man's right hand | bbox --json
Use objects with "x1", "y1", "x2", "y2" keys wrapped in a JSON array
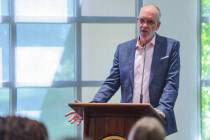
[
  {"x1": 65, "y1": 100, "x2": 83, "y2": 125},
  {"x1": 65, "y1": 111, "x2": 83, "y2": 125}
]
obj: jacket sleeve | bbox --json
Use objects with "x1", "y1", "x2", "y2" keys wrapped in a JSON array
[{"x1": 91, "y1": 45, "x2": 121, "y2": 102}]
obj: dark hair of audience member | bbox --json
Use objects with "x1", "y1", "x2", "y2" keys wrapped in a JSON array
[
  {"x1": 0, "y1": 116, "x2": 6, "y2": 140},
  {"x1": 0, "y1": 116, "x2": 48, "y2": 140}
]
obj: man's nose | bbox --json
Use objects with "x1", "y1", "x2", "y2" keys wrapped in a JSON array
[{"x1": 141, "y1": 22, "x2": 148, "y2": 27}]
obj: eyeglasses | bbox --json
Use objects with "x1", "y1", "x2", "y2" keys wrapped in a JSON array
[{"x1": 137, "y1": 17, "x2": 156, "y2": 26}]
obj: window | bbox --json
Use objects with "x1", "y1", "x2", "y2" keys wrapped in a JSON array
[
  {"x1": 201, "y1": 0, "x2": 210, "y2": 140},
  {"x1": 0, "y1": 0, "x2": 140, "y2": 139}
]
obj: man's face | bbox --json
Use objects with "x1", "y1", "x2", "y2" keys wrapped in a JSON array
[{"x1": 137, "y1": 6, "x2": 160, "y2": 44}]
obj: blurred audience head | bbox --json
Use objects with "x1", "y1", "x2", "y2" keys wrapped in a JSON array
[
  {"x1": 0, "y1": 116, "x2": 6, "y2": 140},
  {"x1": 61, "y1": 137, "x2": 91, "y2": 140},
  {"x1": 0, "y1": 116, "x2": 48, "y2": 140},
  {"x1": 128, "y1": 117, "x2": 165, "y2": 140}
]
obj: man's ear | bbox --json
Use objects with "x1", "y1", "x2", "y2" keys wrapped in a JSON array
[{"x1": 156, "y1": 22, "x2": 161, "y2": 30}]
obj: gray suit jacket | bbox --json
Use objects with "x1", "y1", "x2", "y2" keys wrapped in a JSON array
[{"x1": 92, "y1": 34, "x2": 180, "y2": 135}]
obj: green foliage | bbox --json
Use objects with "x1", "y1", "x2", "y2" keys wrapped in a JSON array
[
  {"x1": 201, "y1": 23, "x2": 210, "y2": 79},
  {"x1": 201, "y1": 0, "x2": 210, "y2": 16},
  {"x1": 201, "y1": 87, "x2": 210, "y2": 140},
  {"x1": 201, "y1": 1, "x2": 210, "y2": 140}
]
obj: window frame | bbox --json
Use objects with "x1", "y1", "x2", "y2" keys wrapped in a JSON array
[{"x1": 1, "y1": 0, "x2": 142, "y2": 139}]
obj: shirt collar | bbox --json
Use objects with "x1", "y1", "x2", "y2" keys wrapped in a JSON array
[{"x1": 136, "y1": 34, "x2": 156, "y2": 48}]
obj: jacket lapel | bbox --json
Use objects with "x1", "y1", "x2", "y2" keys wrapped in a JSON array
[
  {"x1": 149, "y1": 34, "x2": 162, "y2": 85},
  {"x1": 128, "y1": 38, "x2": 137, "y2": 90}
]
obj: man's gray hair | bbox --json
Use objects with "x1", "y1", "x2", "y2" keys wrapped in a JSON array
[
  {"x1": 153, "y1": 5, "x2": 161, "y2": 22},
  {"x1": 141, "y1": 4, "x2": 161, "y2": 22}
]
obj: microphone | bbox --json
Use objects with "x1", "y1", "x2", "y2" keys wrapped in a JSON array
[{"x1": 140, "y1": 45, "x2": 146, "y2": 103}]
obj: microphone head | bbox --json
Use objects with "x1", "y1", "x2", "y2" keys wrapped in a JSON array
[{"x1": 139, "y1": 39, "x2": 146, "y2": 46}]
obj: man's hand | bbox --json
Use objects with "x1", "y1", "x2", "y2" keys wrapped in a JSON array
[
  {"x1": 65, "y1": 100, "x2": 83, "y2": 125},
  {"x1": 65, "y1": 111, "x2": 83, "y2": 125},
  {"x1": 154, "y1": 108, "x2": 165, "y2": 119}
]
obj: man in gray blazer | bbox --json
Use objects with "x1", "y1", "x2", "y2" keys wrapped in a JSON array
[{"x1": 66, "y1": 4, "x2": 180, "y2": 136}]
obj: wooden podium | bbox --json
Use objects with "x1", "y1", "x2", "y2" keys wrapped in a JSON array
[{"x1": 69, "y1": 103, "x2": 162, "y2": 140}]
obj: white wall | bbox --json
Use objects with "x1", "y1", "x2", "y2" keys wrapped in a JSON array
[{"x1": 143, "y1": 0, "x2": 199, "y2": 140}]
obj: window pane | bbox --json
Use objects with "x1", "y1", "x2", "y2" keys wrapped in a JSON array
[
  {"x1": 81, "y1": 0, "x2": 135, "y2": 17},
  {"x1": 16, "y1": 24, "x2": 76, "y2": 86},
  {"x1": 201, "y1": 22, "x2": 210, "y2": 79},
  {"x1": 0, "y1": 0, "x2": 9, "y2": 17},
  {"x1": 0, "y1": 24, "x2": 9, "y2": 85},
  {"x1": 82, "y1": 23, "x2": 135, "y2": 80},
  {"x1": 0, "y1": 88, "x2": 9, "y2": 116},
  {"x1": 15, "y1": 0, "x2": 75, "y2": 22},
  {"x1": 82, "y1": 87, "x2": 121, "y2": 103},
  {"x1": 16, "y1": 87, "x2": 77, "y2": 140},
  {"x1": 201, "y1": 86, "x2": 210, "y2": 140}
]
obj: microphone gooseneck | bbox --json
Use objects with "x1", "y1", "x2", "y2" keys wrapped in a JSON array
[{"x1": 140, "y1": 45, "x2": 146, "y2": 103}]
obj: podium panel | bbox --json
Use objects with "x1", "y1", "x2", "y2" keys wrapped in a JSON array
[{"x1": 69, "y1": 103, "x2": 162, "y2": 140}]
